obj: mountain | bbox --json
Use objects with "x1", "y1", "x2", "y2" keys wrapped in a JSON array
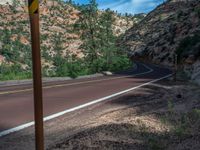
[
  {"x1": 0, "y1": 0, "x2": 83, "y2": 69},
  {"x1": 122, "y1": 0, "x2": 200, "y2": 84},
  {"x1": 0, "y1": 0, "x2": 143, "y2": 79}
]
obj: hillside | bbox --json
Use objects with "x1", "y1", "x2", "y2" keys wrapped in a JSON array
[
  {"x1": 0, "y1": 0, "x2": 143, "y2": 80},
  {"x1": 1, "y1": 1, "x2": 200, "y2": 150},
  {"x1": 122, "y1": 0, "x2": 200, "y2": 84},
  {"x1": 0, "y1": 1, "x2": 83, "y2": 76}
]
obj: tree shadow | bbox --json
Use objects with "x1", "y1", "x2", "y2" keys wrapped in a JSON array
[{"x1": 48, "y1": 81, "x2": 200, "y2": 150}]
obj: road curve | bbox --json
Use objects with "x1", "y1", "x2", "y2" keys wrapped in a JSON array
[{"x1": 0, "y1": 63, "x2": 172, "y2": 137}]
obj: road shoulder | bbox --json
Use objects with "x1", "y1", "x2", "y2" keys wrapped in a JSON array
[{"x1": 1, "y1": 80, "x2": 199, "y2": 150}]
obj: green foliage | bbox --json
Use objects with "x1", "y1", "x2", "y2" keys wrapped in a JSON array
[
  {"x1": 106, "y1": 54, "x2": 131, "y2": 72},
  {"x1": 75, "y1": 0, "x2": 100, "y2": 68},
  {"x1": 66, "y1": 0, "x2": 73, "y2": 5},
  {"x1": 173, "y1": 109, "x2": 200, "y2": 138},
  {"x1": 0, "y1": 63, "x2": 32, "y2": 81},
  {"x1": 0, "y1": 23, "x2": 33, "y2": 81},
  {"x1": 75, "y1": 2, "x2": 131, "y2": 74},
  {"x1": 167, "y1": 99, "x2": 174, "y2": 113},
  {"x1": 12, "y1": 0, "x2": 19, "y2": 13},
  {"x1": 51, "y1": 58, "x2": 90, "y2": 78},
  {"x1": 194, "y1": 7, "x2": 200, "y2": 18},
  {"x1": 0, "y1": 29, "x2": 31, "y2": 66},
  {"x1": 51, "y1": 0, "x2": 131, "y2": 78},
  {"x1": 148, "y1": 137, "x2": 164, "y2": 150},
  {"x1": 0, "y1": 0, "x2": 131, "y2": 81},
  {"x1": 176, "y1": 32, "x2": 200, "y2": 62}
]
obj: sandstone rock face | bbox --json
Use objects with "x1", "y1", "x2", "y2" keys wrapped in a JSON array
[
  {"x1": 122, "y1": 0, "x2": 200, "y2": 84},
  {"x1": 0, "y1": 0, "x2": 27, "y2": 5},
  {"x1": 0, "y1": 0, "x2": 13, "y2": 5},
  {"x1": 0, "y1": 0, "x2": 136, "y2": 72},
  {"x1": 0, "y1": 55, "x2": 5, "y2": 64}
]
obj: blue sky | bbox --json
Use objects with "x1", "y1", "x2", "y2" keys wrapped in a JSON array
[{"x1": 72, "y1": 0, "x2": 165, "y2": 14}]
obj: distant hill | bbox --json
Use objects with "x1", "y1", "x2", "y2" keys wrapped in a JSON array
[
  {"x1": 122, "y1": 0, "x2": 200, "y2": 84},
  {"x1": 0, "y1": 0, "x2": 144, "y2": 79}
]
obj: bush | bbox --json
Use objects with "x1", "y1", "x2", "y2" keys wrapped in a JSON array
[
  {"x1": 52, "y1": 54, "x2": 131, "y2": 79},
  {"x1": 108, "y1": 55, "x2": 132, "y2": 72},
  {"x1": 176, "y1": 33, "x2": 200, "y2": 62},
  {"x1": 0, "y1": 63, "x2": 32, "y2": 81},
  {"x1": 53, "y1": 58, "x2": 90, "y2": 79},
  {"x1": 68, "y1": 60, "x2": 89, "y2": 78},
  {"x1": 195, "y1": 7, "x2": 200, "y2": 18}
]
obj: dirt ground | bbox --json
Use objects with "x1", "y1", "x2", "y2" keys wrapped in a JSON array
[{"x1": 0, "y1": 80, "x2": 200, "y2": 150}]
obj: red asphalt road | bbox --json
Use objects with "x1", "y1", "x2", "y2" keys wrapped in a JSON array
[{"x1": 0, "y1": 63, "x2": 172, "y2": 133}]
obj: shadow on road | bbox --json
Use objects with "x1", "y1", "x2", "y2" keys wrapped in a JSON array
[{"x1": 48, "y1": 81, "x2": 200, "y2": 150}]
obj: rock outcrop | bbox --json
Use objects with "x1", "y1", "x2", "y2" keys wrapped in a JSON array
[{"x1": 122, "y1": 0, "x2": 200, "y2": 84}]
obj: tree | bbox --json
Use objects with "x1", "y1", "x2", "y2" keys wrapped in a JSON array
[
  {"x1": 99, "y1": 9, "x2": 115, "y2": 69},
  {"x1": 75, "y1": 0, "x2": 101, "y2": 72},
  {"x1": 68, "y1": 0, "x2": 73, "y2": 5},
  {"x1": 12, "y1": 0, "x2": 19, "y2": 12},
  {"x1": 125, "y1": 13, "x2": 131, "y2": 28},
  {"x1": 74, "y1": 1, "x2": 131, "y2": 73},
  {"x1": 52, "y1": 33, "x2": 66, "y2": 73}
]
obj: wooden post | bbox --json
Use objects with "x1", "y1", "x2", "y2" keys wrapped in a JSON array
[{"x1": 28, "y1": 0, "x2": 44, "y2": 150}]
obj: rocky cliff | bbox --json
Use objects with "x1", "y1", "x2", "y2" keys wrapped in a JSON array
[{"x1": 122, "y1": 0, "x2": 200, "y2": 84}]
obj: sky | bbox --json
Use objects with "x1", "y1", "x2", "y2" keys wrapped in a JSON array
[{"x1": 72, "y1": 0, "x2": 165, "y2": 14}]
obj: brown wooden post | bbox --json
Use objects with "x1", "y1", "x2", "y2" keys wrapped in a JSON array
[{"x1": 28, "y1": 0, "x2": 44, "y2": 150}]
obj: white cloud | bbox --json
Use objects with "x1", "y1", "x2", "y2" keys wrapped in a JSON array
[{"x1": 99, "y1": 0, "x2": 164, "y2": 14}]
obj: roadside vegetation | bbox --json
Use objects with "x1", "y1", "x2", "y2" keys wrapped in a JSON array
[
  {"x1": 0, "y1": 28, "x2": 32, "y2": 81},
  {"x1": 176, "y1": 31, "x2": 200, "y2": 63},
  {"x1": 0, "y1": 63, "x2": 32, "y2": 81},
  {"x1": 0, "y1": 0, "x2": 132, "y2": 81}
]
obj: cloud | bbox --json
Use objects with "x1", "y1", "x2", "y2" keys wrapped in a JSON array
[
  {"x1": 73, "y1": 0, "x2": 165, "y2": 14},
  {"x1": 98, "y1": 0, "x2": 165, "y2": 14},
  {"x1": 99, "y1": 0, "x2": 127, "y2": 9}
]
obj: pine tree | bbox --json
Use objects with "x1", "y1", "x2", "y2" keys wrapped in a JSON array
[
  {"x1": 12, "y1": 0, "x2": 19, "y2": 13},
  {"x1": 75, "y1": 0, "x2": 101, "y2": 72},
  {"x1": 74, "y1": 0, "x2": 131, "y2": 73},
  {"x1": 66, "y1": 0, "x2": 73, "y2": 5},
  {"x1": 99, "y1": 9, "x2": 116, "y2": 69},
  {"x1": 125, "y1": 13, "x2": 130, "y2": 28}
]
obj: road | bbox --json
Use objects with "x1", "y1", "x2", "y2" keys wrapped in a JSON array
[{"x1": 0, "y1": 63, "x2": 172, "y2": 137}]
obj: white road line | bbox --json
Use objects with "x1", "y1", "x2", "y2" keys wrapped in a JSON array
[
  {"x1": 0, "y1": 69, "x2": 172, "y2": 137},
  {"x1": 0, "y1": 73, "x2": 172, "y2": 137},
  {"x1": 0, "y1": 64, "x2": 153, "y2": 95}
]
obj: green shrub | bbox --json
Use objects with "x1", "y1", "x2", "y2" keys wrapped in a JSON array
[
  {"x1": 0, "y1": 63, "x2": 32, "y2": 81},
  {"x1": 195, "y1": 7, "x2": 200, "y2": 18},
  {"x1": 176, "y1": 33, "x2": 200, "y2": 62},
  {"x1": 109, "y1": 55, "x2": 132, "y2": 72}
]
